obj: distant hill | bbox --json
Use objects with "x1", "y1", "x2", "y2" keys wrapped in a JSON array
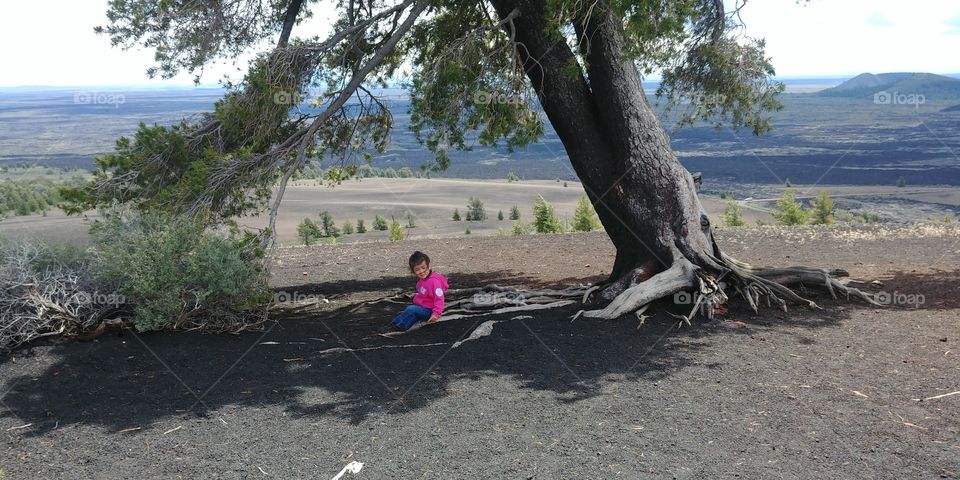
[
  {"x1": 817, "y1": 72, "x2": 960, "y2": 101},
  {"x1": 942, "y1": 104, "x2": 960, "y2": 112}
]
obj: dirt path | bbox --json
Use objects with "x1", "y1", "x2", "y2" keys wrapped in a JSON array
[{"x1": 1, "y1": 225, "x2": 958, "y2": 479}]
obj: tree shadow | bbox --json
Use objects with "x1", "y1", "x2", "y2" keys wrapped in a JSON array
[{"x1": 0, "y1": 275, "x2": 872, "y2": 437}]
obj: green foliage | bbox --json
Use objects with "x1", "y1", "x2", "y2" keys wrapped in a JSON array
[
  {"x1": 405, "y1": 211, "x2": 416, "y2": 228},
  {"x1": 509, "y1": 205, "x2": 521, "y2": 220},
  {"x1": 511, "y1": 220, "x2": 530, "y2": 236},
  {"x1": 318, "y1": 210, "x2": 340, "y2": 237},
  {"x1": 506, "y1": 172, "x2": 521, "y2": 182},
  {"x1": 0, "y1": 176, "x2": 81, "y2": 218},
  {"x1": 464, "y1": 227, "x2": 471, "y2": 235},
  {"x1": 532, "y1": 195, "x2": 563, "y2": 233},
  {"x1": 297, "y1": 218, "x2": 322, "y2": 245},
  {"x1": 497, "y1": 210, "x2": 504, "y2": 221},
  {"x1": 355, "y1": 218, "x2": 367, "y2": 233},
  {"x1": 466, "y1": 197, "x2": 487, "y2": 221},
  {"x1": 896, "y1": 175, "x2": 907, "y2": 188},
  {"x1": 784, "y1": 179, "x2": 792, "y2": 187},
  {"x1": 341, "y1": 221, "x2": 354, "y2": 234},
  {"x1": 571, "y1": 196, "x2": 601, "y2": 232},
  {"x1": 373, "y1": 214, "x2": 388, "y2": 231},
  {"x1": 771, "y1": 189, "x2": 810, "y2": 226},
  {"x1": 722, "y1": 201, "x2": 746, "y2": 227},
  {"x1": 89, "y1": 209, "x2": 269, "y2": 332},
  {"x1": 809, "y1": 191, "x2": 836, "y2": 225},
  {"x1": 389, "y1": 217, "x2": 405, "y2": 241},
  {"x1": 452, "y1": 208, "x2": 462, "y2": 221}
]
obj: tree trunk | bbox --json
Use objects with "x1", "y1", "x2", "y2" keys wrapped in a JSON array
[{"x1": 490, "y1": 0, "x2": 877, "y2": 318}]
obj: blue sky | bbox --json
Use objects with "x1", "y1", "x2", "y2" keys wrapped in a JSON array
[{"x1": 0, "y1": 0, "x2": 957, "y2": 87}]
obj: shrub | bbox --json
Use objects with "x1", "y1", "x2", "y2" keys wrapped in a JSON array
[
  {"x1": 389, "y1": 217, "x2": 405, "y2": 241},
  {"x1": 342, "y1": 221, "x2": 354, "y2": 234},
  {"x1": 356, "y1": 218, "x2": 367, "y2": 233},
  {"x1": 511, "y1": 220, "x2": 530, "y2": 235},
  {"x1": 532, "y1": 195, "x2": 563, "y2": 233},
  {"x1": 373, "y1": 214, "x2": 388, "y2": 231},
  {"x1": 771, "y1": 189, "x2": 809, "y2": 226},
  {"x1": 406, "y1": 211, "x2": 416, "y2": 228},
  {"x1": 509, "y1": 205, "x2": 520, "y2": 220},
  {"x1": 571, "y1": 196, "x2": 601, "y2": 232},
  {"x1": 89, "y1": 210, "x2": 270, "y2": 332},
  {"x1": 318, "y1": 210, "x2": 340, "y2": 237},
  {"x1": 809, "y1": 190, "x2": 836, "y2": 225},
  {"x1": 466, "y1": 197, "x2": 487, "y2": 221},
  {"x1": 297, "y1": 218, "x2": 322, "y2": 245},
  {"x1": 497, "y1": 210, "x2": 504, "y2": 221},
  {"x1": 452, "y1": 208, "x2": 462, "y2": 221},
  {"x1": 722, "y1": 201, "x2": 746, "y2": 227}
]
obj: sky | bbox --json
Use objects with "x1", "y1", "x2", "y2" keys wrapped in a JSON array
[{"x1": 0, "y1": 0, "x2": 957, "y2": 87}]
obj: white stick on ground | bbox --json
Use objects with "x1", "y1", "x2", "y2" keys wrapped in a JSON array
[{"x1": 331, "y1": 461, "x2": 364, "y2": 480}]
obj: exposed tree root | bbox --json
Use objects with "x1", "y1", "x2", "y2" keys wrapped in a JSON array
[{"x1": 361, "y1": 255, "x2": 881, "y2": 334}]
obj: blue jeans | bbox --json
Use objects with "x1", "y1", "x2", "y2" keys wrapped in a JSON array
[{"x1": 393, "y1": 305, "x2": 433, "y2": 330}]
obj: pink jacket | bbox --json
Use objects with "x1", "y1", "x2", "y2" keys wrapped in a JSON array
[{"x1": 413, "y1": 271, "x2": 449, "y2": 316}]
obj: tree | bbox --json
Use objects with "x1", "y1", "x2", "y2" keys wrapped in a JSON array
[
  {"x1": 355, "y1": 219, "x2": 366, "y2": 233},
  {"x1": 389, "y1": 217, "x2": 405, "y2": 241},
  {"x1": 297, "y1": 218, "x2": 321, "y2": 245},
  {"x1": 373, "y1": 214, "x2": 388, "y2": 231},
  {"x1": 452, "y1": 208, "x2": 462, "y2": 221},
  {"x1": 318, "y1": 210, "x2": 340, "y2": 237},
  {"x1": 896, "y1": 176, "x2": 907, "y2": 188},
  {"x1": 465, "y1": 197, "x2": 487, "y2": 221},
  {"x1": 509, "y1": 206, "x2": 520, "y2": 220},
  {"x1": 809, "y1": 191, "x2": 836, "y2": 225},
  {"x1": 571, "y1": 196, "x2": 601, "y2": 232},
  {"x1": 342, "y1": 221, "x2": 354, "y2": 234},
  {"x1": 66, "y1": 0, "x2": 874, "y2": 321},
  {"x1": 506, "y1": 172, "x2": 521, "y2": 182},
  {"x1": 771, "y1": 190, "x2": 810, "y2": 226},
  {"x1": 497, "y1": 209, "x2": 504, "y2": 221},
  {"x1": 532, "y1": 195, "x2": 563, "y2": 233},
  {"x1": 722, "y1": 202, "x2": 746, "y2": 227}
]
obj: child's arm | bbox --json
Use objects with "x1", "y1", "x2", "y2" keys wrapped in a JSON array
[{"x1": 427, "y1": 279, "x2": 445, "y2": 322}]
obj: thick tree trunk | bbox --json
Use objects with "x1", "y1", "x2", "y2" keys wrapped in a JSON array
[{"x1": 489, "y1": 0, "x2": 877, "y2": 318}]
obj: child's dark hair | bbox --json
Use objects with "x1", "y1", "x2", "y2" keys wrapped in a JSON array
[{"x1": 408, "y1": 251, "x2": 430, "y2": 272}]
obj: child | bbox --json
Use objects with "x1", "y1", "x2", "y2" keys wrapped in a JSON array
[{"x1": 388, "y1": 251, "x2": 449, "y2": 332}]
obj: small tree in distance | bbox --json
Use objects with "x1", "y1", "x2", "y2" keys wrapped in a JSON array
[
  {"x1": 373, "y1": 214, "x2": 388, "y2": 231},
  {"x1": 532, "y1": 195, "x2": 563, "y2": 233},
  {"x1": 722, "y1": 201, "x2": 746, "y2": 227},
  {"x1": 389, "y1": 217, "x2": 404, "y2": 241},
  {"x1": 809, "y1": 190, "x2": 836, "y2": 225},
  {"x1": 466, "y1": 197, "x2": 487, "y2": 221},
  {"x1": 771, "y1": 190, "x2": 810, "y2": 226},
  {"x1": 571, "y1": 195, "x2": 601, "y2": 232}
]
